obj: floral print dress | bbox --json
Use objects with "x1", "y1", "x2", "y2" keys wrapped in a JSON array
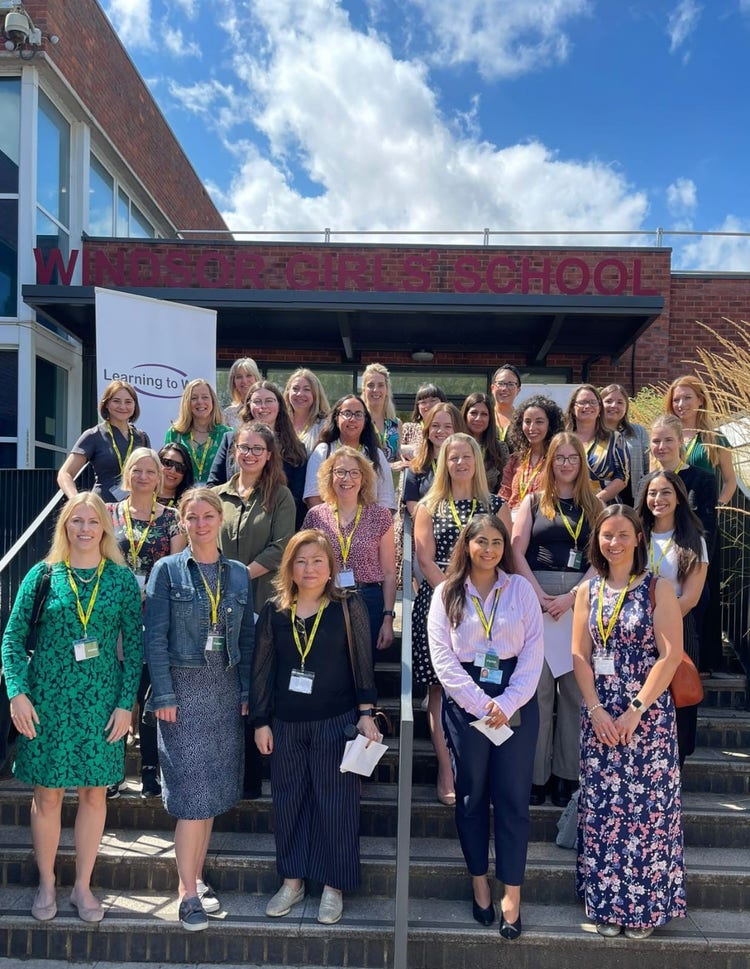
[{"x1": 576, "y1": 575, "x2": 686, "y2": 928}]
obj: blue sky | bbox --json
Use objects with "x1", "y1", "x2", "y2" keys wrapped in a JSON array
[{"x1": 103, "y1": 0, "x2": 750, "y2": 270}]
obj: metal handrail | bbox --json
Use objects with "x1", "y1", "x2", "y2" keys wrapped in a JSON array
[{"x1": 393, "y1": 512, "x2": 414, "y2": 969}]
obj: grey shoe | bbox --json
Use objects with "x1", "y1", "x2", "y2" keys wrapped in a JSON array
[
  {"x1": 317, "y1": 887, "x2": 343, "y2": 925},
  {"x1": 624, "y1": 927, "x2": 654, "y2": 939},
  {"x1": 266, "y1": 882, "x2": 305, "y2": 917},
  {"x1": 596, "y1": 922, "x2": 622, "y2": 937}
]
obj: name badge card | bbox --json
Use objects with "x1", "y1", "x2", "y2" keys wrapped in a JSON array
[
  {"x1": 335, "y1": 570, "x2": 356, "y2": 589},
  {"x1": 205, "y1": 633, "x2": 226, "y2": 652},
  {"x1": 474, "y1": 651, "x2": 503, "y2": 684},
  {"x1": 594, "y1": 654, "x2": 616, "y2": 676},
  {"x1": 568, "y1": 549, "x2": 583, "y2": 570},
  {"x1": 289, "y1": 669, "x2": 315, "y2": 694},
  {"x1": 73, "y1": 638, "x2": 100, "y2": 662}
]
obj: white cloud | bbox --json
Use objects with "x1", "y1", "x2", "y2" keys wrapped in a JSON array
[
  {"x1": 676, "y1": 216, "x2": 750, "y2": 271},
  {"x1": 162, "y1": 23, "x2": 202, "y2": 58},
  {"x1": 667, "y1": 0, "x2": 702, "y2": 54},
  {"x1": 105, "y1": 0, "x2": 154, "y2": 50},
  {"x1": 408, "y1": 0, "x2": 593, "y2": 79},
  {"x1": 170, "y1": 0, "x2": 199, "y2": 17},
  {"x1": 213, "y1": 0, "x2": 647, "y2": 238},
  {"x1": 666, "y1": 177, "x2": 697, "y2": 216}
]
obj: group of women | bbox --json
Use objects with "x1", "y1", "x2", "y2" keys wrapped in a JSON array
[{"x1": 3, "y1": 359, "x2": 736, "y2": 941}]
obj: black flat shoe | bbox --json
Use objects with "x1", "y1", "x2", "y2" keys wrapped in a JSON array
[
  {"x1": 499, "y1": 911, "x2": 522, "y2": 940},
  {"x1": 551, "y1": 777, "x2": 577, "y2": 808},
  {"x1": 472, "y1": 898, "x2": 496, "y2": 926},
  {"x1": 529, "y1": 784, "x2": 547, "y2": 806}
]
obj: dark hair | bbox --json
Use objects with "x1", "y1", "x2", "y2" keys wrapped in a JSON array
[
  {"x1": 461, "y1": 392, "x2": 508, "y2": 479},
  {"x1": 240, "y1": 380, "x2": 306, "y2": 467},
  {"x1": 410, "y1": 383, "x2": 447, "y2": 422},
  {"x1": 588, "y1": 505, "x2": 648, "y2": 577},
  {"x1": 319, "y1": 395, "x2": 381, "y2": 474},
  {"x1": 565, "y1": 384, "x2": 609, "y2": 443},
  {"x1": 600, "y1": 383, "x2": 636, "y2": 437},
  {"x1": 157, "y1": 442, "x2": 195, "y2": 498},
  {"x1": 491, "y1": 364, "x2": 522, "y2": 387},
  {"x1": 441, "y1": 514, "x2": 514, "y2": 627},
  {"x1": 636, "y1": 470, "x2": 704, "y2": 582},
  {"x1": 233, "y1": 421, "x2": 287, "y2": 512},
  {"x1": 506, "y1": 395, "x2": 564, "y2": 456}
]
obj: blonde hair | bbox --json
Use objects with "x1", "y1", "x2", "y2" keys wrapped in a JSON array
[
  {"x1": 177, "y1": 486, "x2": 225, "y2": 520},
  {"x1": 537, "y1": 433, "x2": 601, "y2": 524},
  {"x1": 272, "y1": 529, "x2": 345, "y2": 611},
  {"x1": 228, "y1": 358, "x2": 261, "y2": 404},
  {"x1": 317, "y1": 445, "x2": 377, "y2": 505},
  {"x1": 121, "y1": 447, "x2": 163, "y2": 494},
  {"x1": 283, "y1": 368, "x2": 330, "y2": 422},
  {"x1": 171, "y1": 380, "x2": 224, "y2": 434},
  {"x1": 362, "y1": 363, "x2": 397, "y2": 420},
  {"x1": 422, "y1": 433, "x2": 491, "y2": 516},
  {"x1": 47, "y1": 492, "x2": 125, "y2": 565},
  {"x1": 664, "y1": 374, "x2": 721, "y2": 467},
  {"x1": 649, "y1": 413, "x2": 687, "y2": 469}
]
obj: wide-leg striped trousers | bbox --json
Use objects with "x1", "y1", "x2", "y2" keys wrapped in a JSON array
[{"x1": 270, "y1": 709, "x2": 361, "y2": 891}]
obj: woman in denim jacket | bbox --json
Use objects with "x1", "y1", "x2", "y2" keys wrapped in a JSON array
[{"x1": 144, "y1": 488, "x2": 255, "y2": 932}]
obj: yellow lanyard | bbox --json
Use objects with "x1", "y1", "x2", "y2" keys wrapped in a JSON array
[
  {"x1": 106, "y1": 422, "x2": 134, "y2": 473},
  {"x1": 65, "y1": 559, "x2": 106, "y2": 637},
  {"x1": 431, "y1": 459, "x2": 437, "y2": 475},
  {"x1": 519, "y1": 454, "x2": 542, "y2": 501},
  {"x1": 449, "y1": 496, "x2": 477, "y2": 529},
  {"x1": 556, "y1": 501, "x2": 584, "y2": 549},
  {"x1": 596, "y1": 575, "x2": 635, "y2": 649},
  {"x1": 470, "y1": 588, "x2": 501, "y2": 641},
  {"x1": 685, "y1": 435, "x2": 699, "y2": 461},
  {"x1": 122, "y1": 494, "x2": 157, "y2": 570},
  {"x1": 649, "y1": 536, "x2": 673, "y2": 575},
  {"x1": 189, "y1": 432, "x2": 211, "y2": 480},
  {"x1": 291, "y1": 598, "x2": 327, "y2": 670},
  {"x1": 334, "y1": 504, "x2": 363, "y2": 567},
  {"x1": 197, "y1": 561, "x2": 222, "y2": 627}
]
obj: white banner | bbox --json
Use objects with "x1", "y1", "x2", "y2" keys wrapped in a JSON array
[{"x1": 94, "y1": 288, "x2": 217, "y2": 448}]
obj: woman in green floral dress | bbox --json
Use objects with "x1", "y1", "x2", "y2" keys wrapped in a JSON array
[{"x1": 2, "y1": 493, "x2": 142, "y2": 924}]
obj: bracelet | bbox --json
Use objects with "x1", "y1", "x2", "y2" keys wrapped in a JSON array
[
  {"x1": 587, "y1": 702, "x2": 604, "y2": 716},
  {"x1": 569, "y1": 586, "x2": 578, "y2": 598}
]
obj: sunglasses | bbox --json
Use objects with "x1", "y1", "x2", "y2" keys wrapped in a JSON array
[{"x1": 161, "y1": 458, "x2": 187, "y2": 473}]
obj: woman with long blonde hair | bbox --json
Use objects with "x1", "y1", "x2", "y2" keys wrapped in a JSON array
[{"x1": 164, "y1": 379, "x2": 231, "y2": 484}]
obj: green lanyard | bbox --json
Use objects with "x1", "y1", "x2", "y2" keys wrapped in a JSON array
[
  {"x1": 122, "y1": 494, "x2": 157, "y2": 571},
  {"x1": 449, "y1": 497, "x2": 477, "y2": 530},
  {"x1": 596, "y1": 575, "x2": 635, "y2": 649},
  {"x1": 470, "y1": 588, "x2": 501, "y2": 641},
  {"x1": 197, "y1": 561, "x2": 222, "y2": 627},
  {"x1": 649, "y1": 536, "x2": 673, "y2": 575},
  {"x1": 65, "y1": 559, "x2": 106, "y2": 637},
  {"x1": 556, "y1": 502, "x2": 584, "y2": 549},
  {"x1": 106, "y1": 422, "x2": 134, "y2": 474},
  {"x1": 334, "y1": 504, "x2": 363, "y2": 567},
  {"x1": 291, "y1": 598, "x2": 327, "y2": 671}
]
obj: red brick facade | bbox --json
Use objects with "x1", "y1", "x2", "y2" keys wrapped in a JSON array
[{"x1": 24, "y1": 0, "x2": 227, "y2": 235}]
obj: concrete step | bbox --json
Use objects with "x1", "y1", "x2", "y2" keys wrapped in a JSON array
[
  {"x1": 0, "y1": 888, "x2": 747, "y2": 969},
  {"x1": 1, "y1": 828, "x2": 747, "y2": 911}
]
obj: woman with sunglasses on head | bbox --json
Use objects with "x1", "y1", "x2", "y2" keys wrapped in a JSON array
[
  {"x1": 107, "y1": 448, "x2": 187, "y2": 799},
  {"x1": 428, "y1": 514, "x2": 543, "y2": 938},
  {"x1": 252, "y1": 530, "x2": 378, "y2": 926},
  {"x1": 157, "y1": 443, "x2": 195, "y2": 507},
  {"x1": 564, "y1": 384, "x2": 628, "y2": 505},
  {"x1": 303, "y1": 395, "x2": 396, "y2": 511},
  {"x1": 511, "y1": 433, "x2": 599, "y2": 807},
  {"x1": 572, "y1": 505, "x2": 685, "y2": 939},
  {"x1": 303, "y1": 446, "x2": 397, "y2": 659},
  {"x1": 600, "y1": 383, "x2": 650, "y2": 506},
  {"x1": 58, "y1": 380, "x2": 151, "y2": 503},
  {"x1": 283, "y1": 368, "x2": 330, "y2": 456},
  {"x1": 403, "y1": 403, "x2": 466, "y2": 518},
  {"x1": 164, "y1": 380, "x2": 231, "y2": 485},
  {"x1": 400, "y1": 383, "x2": 447, "y2": 466},
  {"x1": 413, "y1": 433, "x2": 511, "y2": 805},
  {"x1": 490, "y1": 365, "x2": 522, "y2": 442},
  {"x1": 500, "y1": 396, "x2": 564, "y2": 518},
  {"x1": 461, "y1": 392, "x2": 509, "y2": 493},
  {"x1": 637, "y1": 470, "x2": 708, "y2": 766},
  {"x1": 222, "y1": 358, "x2": 261, "y2": 430}
]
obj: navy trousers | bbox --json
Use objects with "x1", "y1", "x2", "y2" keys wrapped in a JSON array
[
  {"x1": 442, "y1": 661, "x2": 539, "y2": 886},
  {"x1": 270, "y1": 709, "x2": 361, "y2": 891}
]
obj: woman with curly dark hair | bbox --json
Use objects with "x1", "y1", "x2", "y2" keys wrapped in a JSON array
[
  {"x1": 461, "y1": 392, "x2": 509, "y2": 493},
  {"x1": 500, "y1": 396, "x2": 564, "y2": 517},
  {"x1": 303, "y1": 395, "x2": 396, "y2": 510}
]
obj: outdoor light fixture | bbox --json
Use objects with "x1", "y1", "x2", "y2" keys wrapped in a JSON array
[
  {"x1": 411, "y1": 349, "x2": 435, "y2": 363},
  {"x1": 1, "y1": 2, "x2": 58, "y2": 56}
]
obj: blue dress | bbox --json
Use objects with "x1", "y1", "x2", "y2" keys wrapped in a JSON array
[{"x1": 576, "y1": 575, "x2": 686, "y2": 929}]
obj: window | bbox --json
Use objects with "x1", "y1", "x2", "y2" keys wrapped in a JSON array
[
  {"x1": 34, "y1": 357, "x2": 68, "y2": 468},
  {"x1": 0, "y1": 78, "x2": 21, "y2": 317},
  {"x1": 88, "y1": 153, "x2": 155, "y2": 238},
  {"x1": 36, "y1": 93, "x2": 70, "y2": 264},
  {"x1": 0, "y1": 349, "x2": 18, "y2": 466}
]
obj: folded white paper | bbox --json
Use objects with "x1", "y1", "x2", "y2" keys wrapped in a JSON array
[
  {"x1": 470, "y1": 718, "x2": 514, "y2": 746},
  {"x1": 339, "y1": 733, "x2": 387, "y2": 776}
]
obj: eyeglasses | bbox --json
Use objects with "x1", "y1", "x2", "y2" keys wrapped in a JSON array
[
  {"x1": 161, "y1": 458, "x2": 187, "y2": 473},
  {"x1": 236, "y1": 444, "x2": 268, "y2": 456},
  {"x1": 493, "y1": 381, "x2": 519, "y2": 390},
  {"x1": 250, "y1": 397, "x2": 277, "y2": 408},
  {"x1": 554, "y1": 454, "x2": 581, "y2": 465},
  {"x1": 340, "y1": 410, "x2": 366, "y2": 421},
  {"x1": 333, "y1": 468, "x2": 363, "y2": 480},
  {"x1": 574, "y1": 399, "x2": 599, "y2": 409}
]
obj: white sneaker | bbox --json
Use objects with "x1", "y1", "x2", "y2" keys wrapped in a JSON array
[{"x1": 196, "y1": 879, "x2": 220, "y2": 914}]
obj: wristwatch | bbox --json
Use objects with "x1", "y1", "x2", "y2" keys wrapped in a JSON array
[
  {"x1": 383, "y1": 609, "x2": 396, "y2": 617},
  {"x1": 630, "y1": 697, "x2": 645, "y2": 713},
  {"x1": 359, "y1": 708, "x2": 376, "y2": 717}
]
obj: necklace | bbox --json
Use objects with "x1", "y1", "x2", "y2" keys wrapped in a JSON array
[{"x1": 71, "y1": 567, "x2": 97, "y2": 585}]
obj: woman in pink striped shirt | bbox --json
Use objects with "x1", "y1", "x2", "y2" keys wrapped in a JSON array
[{"x1": 428, "y1": 514, "x2": 543, "y2": 940}]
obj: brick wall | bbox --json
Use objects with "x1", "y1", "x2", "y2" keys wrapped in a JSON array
[
  {"x1": 24, "y1": 0, "x2": 226, "y2": 234},
  {"x1": 668, "y1": 275, "x2": 750, "y2": 376}
]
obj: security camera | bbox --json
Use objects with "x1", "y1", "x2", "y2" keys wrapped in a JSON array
[{"x1": 4, "y1": 9, "x2": 31, "y2": 46}]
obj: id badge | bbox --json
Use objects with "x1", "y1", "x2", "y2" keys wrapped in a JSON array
[
  {"x1": 568, "y1": 548, "x2": 583, "y2": 570},
  {"x1": 73, "y1": 638, "x2": 100, "y2": 662},
  {"x1": 205, "y1": 633, "x2": 226, "y2": 653},
  {"x1": 335, "y1": 569, "x2": 356, "y2": 589},
  {"x1": 594, "y1": 654, "x2": 616, "y2": 676},
  {"x1": 289, "y1": 669, "x2": 315, "y2": 694},
  {"x1": 480, "y1": 652, "x2": 503, "y2": 685}
]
